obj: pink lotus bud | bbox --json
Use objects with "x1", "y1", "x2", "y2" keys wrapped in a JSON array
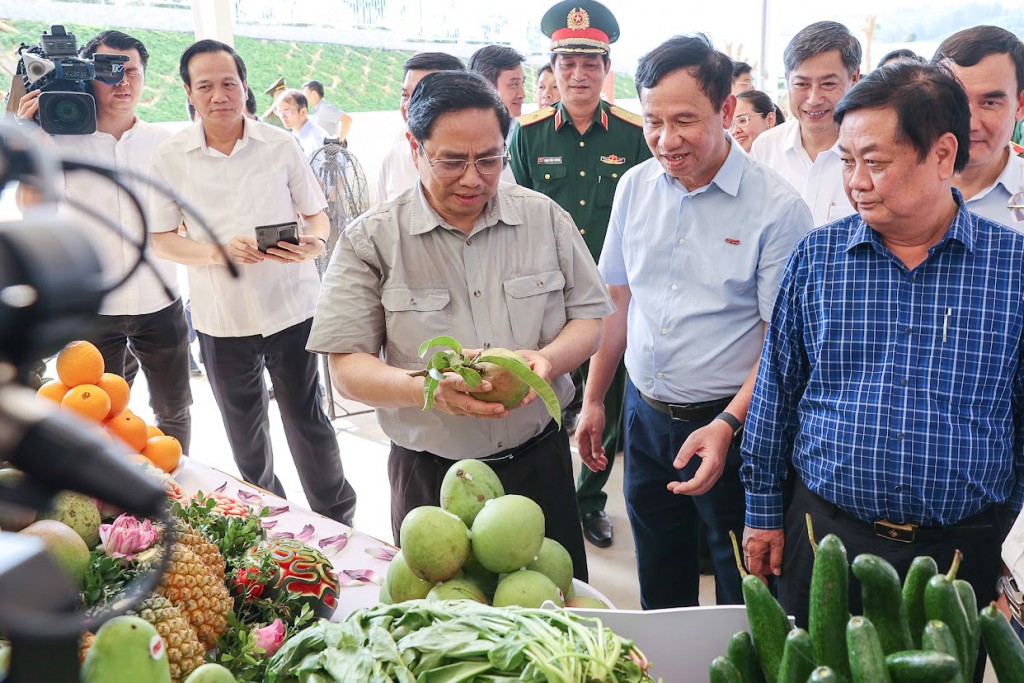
[
  {"x1": 253, "y1": 618, "x2": 285, "y2": 657},
  {"x1": 98, "y1": 513, "x2": 159, "y2": 561}
]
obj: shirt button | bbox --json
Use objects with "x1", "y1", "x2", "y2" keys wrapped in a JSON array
[
  {"x1": 544, "y1": 173, "x2": 551, "y2": 180},
  {"x1": 496, "y1": 442, "x2": 503, "y2": 449},
  {"x1": 466, "y1": 239, "x2": 472, "y2": 246},
  {"x1": 579, "y1": 199, "x2": 586, "y2": 206},
  {"x1": 661, "y1": 328, "x2": 668, "y2": 335},
  {"x1": 656, "y1": 372, "x2": 664, "y2": 379},
  {"x1": 896, "y1": 432, "x2": 905, "y2": 440},
  {"x1": 536, "y1": 280, "x2": 544, "y2": 287},
  {"x1": 579, "y1": 141, "x2": 585, "y2": 148},
  {"x1": 579, "y1": 228, "x2": 586, "y2": 235},
  {"x1": 894, "y1": 485, "x2": 902, "y2": 492},
  {"x1": 473, "y1": 290, "x2": 481, "y2": 297},
  {"x1": 671, "y1": 284, "x2": 678, "y2": 291},
  {"x1": 679, "y1": 238, "x2": 686, "y2": 245},
  {"x1": 900, "y1": 379, "x2": 909, "y2": 387},
  {"x1": 612, "y1": 173, "x2": 619, "y2": 178},
  {"x1": 904, "y1": 327, "x2": 912, "y2": 335},
  {"x1": 579, "y1": 171, "x2": 586, "y2": 177}
]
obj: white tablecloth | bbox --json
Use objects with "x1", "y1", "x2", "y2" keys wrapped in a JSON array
[{"x1": 171, "y1": 456, "x2": 395, "y2": 621}]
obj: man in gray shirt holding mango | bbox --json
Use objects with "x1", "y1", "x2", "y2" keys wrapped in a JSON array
[{"x1": 307, "y1": 71, "x2": 612, "y2": 580}]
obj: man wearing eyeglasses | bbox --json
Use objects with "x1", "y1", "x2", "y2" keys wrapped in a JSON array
[
  {"x1": 508, "y1": 0, "x2": 651, "y2": 549},
  {"x1": 308, "y1": 70, "x2": 613, "y2": 581},
  {"x1": 934, "y1": 27, "x2": 1024, "y2": 231}
]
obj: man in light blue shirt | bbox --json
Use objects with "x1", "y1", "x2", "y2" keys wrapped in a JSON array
[
  {"x1": 576, "y1": 34, "x2": 811, "y2": 609},
  {"x1": 277, "y1": 88, "x2": 330, "y2": 157}
]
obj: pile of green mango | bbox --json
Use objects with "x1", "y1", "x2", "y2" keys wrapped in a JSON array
[{"x1": 711, "y1": 521, "x2": 1024, "y2": 683}]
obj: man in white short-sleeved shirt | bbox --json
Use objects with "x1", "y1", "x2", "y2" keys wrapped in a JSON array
[
  {"x1": 149, "y1": 39, "x2": 356, "y2": 524},
  {"x1": 750, "y1": 21, "x2": 861, "y2": 226}
]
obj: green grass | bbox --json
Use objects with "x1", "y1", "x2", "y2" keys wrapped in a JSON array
[{"x1": 2, "y1": 19, "x2": 637, "y2": 121}]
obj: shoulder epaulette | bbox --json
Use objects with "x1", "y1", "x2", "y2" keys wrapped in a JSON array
[
  {"x1": 608, "y1": 104, "x2": 643, "y2": 127},
  {"x1": 1012, "y1": 140, "x2": 1024, "y2": 157},
  {"x1": 518, "y1": 106, "x2": 557, "y2": 127}
]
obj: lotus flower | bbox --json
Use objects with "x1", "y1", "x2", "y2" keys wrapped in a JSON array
[
  {"x1": 98, "y1": 514, "x2": 159, "y2": 561},
  {"x1": 253, "y1": 618, "x2": 285, "y2": 656}
]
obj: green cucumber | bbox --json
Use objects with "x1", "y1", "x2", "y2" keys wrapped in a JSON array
[
  {"x1": 953, "y1": 579, "x2": 979, "y2": 677},
  {"x1": 732, "y1": 530, "x2": 791, "y2": 683},
  {"x1": 883, "y1": 650, "x2": 960, "y2": 683},
  {"x1": 809, "y1": 534, "x2": 850, "y2": 683},
  {"x1": 728, "y1": 631, "x2": 766, "y2": 683},
  {"x1": 808, "y1": 667, "x2": 837, "y2": 682},
  {"x1": 711, "y1": 655, "x2": 744, "y2": 683},
  {"x1": 979, "y1": 602, "x2": 1024, "y2": 683},
  {"x1": 778, "y1": 628, "x2": 816, "y2": 683},
  {"x1": 924, "y1": 573, "x2": 970, "y2": 679},
  {"x1": 851, "y1": 554, "x2": 913, "y2": 654},
  {"x1": 901, "y1": 556, "x2": 937, "y2": 649},
  {"x1": 921, "y1": 620, "x2": 965, "y2": 683},
  {"x1": 846, "y1": 616, "x2": 891, "y2": 683}
]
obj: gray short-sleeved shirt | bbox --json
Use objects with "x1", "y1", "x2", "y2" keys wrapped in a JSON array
[{"x1": 308, "y1": 181, "x2": 614, "y2": 459}]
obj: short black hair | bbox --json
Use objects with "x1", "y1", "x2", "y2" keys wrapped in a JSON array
[
  {"x1": 536, "y1": 63, "x2": 553, "y2": 82},
  {"x1": 737, "y1": 89, "x2": 786, "y2": 124},
  {"x1": 634, "y1": 34, "x2": 733, "y2": 112},
  {"x1": 784, "y1": 21, "x2": 862, "y2": 77},
  {"x1": 81, "y1": 30, "x2": 149, "y2": 70},
  {"x1": 468, "y1": 45, "x2": 526, "y2": 86},
  {"x1": 278, "y1": 88, "x2": 308, "y2": 111},
  {"x1": 732, "y1": 61, "x2": 752, "y2": 79},
  {"x1": 935, "y1": 25, "x2": 1024, "y2": 96},
  {"x1": 834, "y1": 61, "x2": 969, "y2": 172},
  {"x1": 302, "y1": 79, "x2": 324, "y2": 97},
  {"x1": 403, "y1": 51, "x2": 465, "y2": 74},
  {"x1": 179, "y1": 39, "x2": 247, "y2": 88},
  {"x1": 876, "y1": 48, "x2": 925, "y2": 69},
  {"x1": 407, "y1": 70, "x2": 510, "y2": 143}
]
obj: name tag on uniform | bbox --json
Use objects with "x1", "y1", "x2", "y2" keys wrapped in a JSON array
[
  {"x1": 601, "y1": 154, "x2": 627, "y2": 165},
  {"x1": 536, "y1": 156, "x2": 563, "y2": 164}
]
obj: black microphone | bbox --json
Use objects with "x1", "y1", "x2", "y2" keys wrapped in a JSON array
[{"x1": 0, "y1": 386, "x2": 166, "y2": 518}]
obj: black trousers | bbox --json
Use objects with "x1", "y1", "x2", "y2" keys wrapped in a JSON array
[
  {"x1": 779, "y1": 478, "x2": 1001, "y2": 682},
  {"x1": 83, "y1": 298, "x2": 192, "y2": 452},
  {"x1": 388, "y1": 421, "x2": 588, "y2": 583},
  {"x1": 197, "y1": 318, "x2": 356, "y2": 525}
]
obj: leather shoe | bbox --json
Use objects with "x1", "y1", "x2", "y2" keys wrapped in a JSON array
[{"x1": 581, "y1": 510, "x2": 613, "y2": 548}]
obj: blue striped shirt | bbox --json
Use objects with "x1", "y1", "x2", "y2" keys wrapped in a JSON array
[{"x1": 741, "y1": 190, "x2": 1024, "y2": 529}]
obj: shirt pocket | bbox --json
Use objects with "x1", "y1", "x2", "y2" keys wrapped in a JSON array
[
  {"x1": 596, "y1": 167, "x2": 623, "y2": 207},
  {"x1": 503, "y1": 270, "x2": 567, "y2": 349},
  {"x1": 244, "y1": 169, "x2": 292, "y2": 226},
  {"x1": 530, "y1": 163, "x2": 567, "y2": 192},
  {"x1": 381, "y1": 286, "x2": 453, "y2": 364}
]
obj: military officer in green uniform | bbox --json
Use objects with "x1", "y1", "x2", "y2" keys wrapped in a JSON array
[
  {"x1": 510, "y1": 0, "x2": 651, "y2": 548},
  {"x1": 261, "y1": 76, "x2": 287, "y2": 129}
]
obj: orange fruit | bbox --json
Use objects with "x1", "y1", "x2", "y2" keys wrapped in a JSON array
[
  {"x1": 37, "y1": 379, "x2": 71, "y2": 404},
  {"x1": 61, "y1": 384, "x2": 111, "y2": 423},
  {"x1": 142, "y1": 435, "x2": 182, "y2": 473},
  {"x1": 106, "y1": 411, "x2": 150, "y2": 452},
  {"x1": 56, "y1": 340, "x2": 105, "y2": 387},
  {"x1": 96, "y1": 373, "x2": 130, "y2": 419},
  {"x1": 147, "y1": 425, "x2": 165, "y2": 439}
]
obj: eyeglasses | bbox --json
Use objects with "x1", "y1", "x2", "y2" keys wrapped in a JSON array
[
  {"x1": 730, "y1": 113, "x2": 767, "y2": 129},
  {"x1": 425, "y1": 152, "x2": 509, "y2": 179}
]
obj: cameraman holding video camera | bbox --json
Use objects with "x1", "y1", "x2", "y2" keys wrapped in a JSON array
[{"x1": 16, "y1": 29, "x2": 192, "y2": 451}]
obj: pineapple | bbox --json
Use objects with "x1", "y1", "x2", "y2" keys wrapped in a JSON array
[
  {"x1": 132, "y1": 594, "x2": 206, "y2": 682},
  {"x1": 173, "y1": 519, "x2": 226, "y2": 582},
  {"x1": 155, "y1": 542, "x2": 232, "y2": 649}
]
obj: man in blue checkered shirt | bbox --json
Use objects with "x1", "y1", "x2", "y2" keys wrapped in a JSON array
[{"x1": 741, "y1": 60, "x2": 1024, "y2": 643}]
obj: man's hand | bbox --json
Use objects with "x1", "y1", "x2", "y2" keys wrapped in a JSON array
[
  {"x1": 16, "y1": 90, "x2": 41, "y2": 121},
  {"x1": 997, "y1": 591, "x2": 1014, "y2": 622},
  {"x1": 576, "y1": 403, "x2": 608, "y2": 472},
  {"x1": 512, "y1": 348, "x2": 552, "y2": 409},
  {"x1": 742, "y1": 526, "x2": 784, "y2": 580},
  {"x1": 431, "y1": 373, "x2": 509, "y2": 419},
  {"x1": 227, "y1": 235, "x2": 264, "y2": 265},
  {"x1": 265, "y1": 234, "x2": 324, "y2": 264},
  {"x1": 666, "y1": 419, "x2": 733, "y2": 496}
]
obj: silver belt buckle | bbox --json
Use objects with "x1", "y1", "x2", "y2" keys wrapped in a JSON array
[{"x1": 999, "y1": 575, "x2": 1024, "y2": 626}]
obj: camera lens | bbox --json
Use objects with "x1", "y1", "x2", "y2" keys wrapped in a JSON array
[
  {"x1": 37, "y1": 91, "x2": 97, "y2": 135},
  {"x1": 50, "y1": 98, "x2": 86, "y2": 129}
]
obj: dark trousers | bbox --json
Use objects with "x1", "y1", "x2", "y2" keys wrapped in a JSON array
[
  {"x1": 388, "y1": 422, "x2": 588, "y2": 583},
  {"x1": 623, "y1": 378, "x2": 745, "y2": 609},
  {"x1": 575, "y1": 358, "x2": 627, "y2": 515},
  {"x1": 197, "y1": 318, "x2": 356, "y2": 524},
  {"x1": 779, "y1": 478, "x2": 1001, "y2": 682},
  {"x1": 83, "y1": 298, "x2": 192, "y2": 452}
]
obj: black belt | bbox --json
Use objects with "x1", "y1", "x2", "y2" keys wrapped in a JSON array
[
  {"x1": 478, "y1": 419, "x2": 560, "y2": 463},
  {"x1": 638, "y1": 391, "x2": 732, "y2": 422},
  {"x1": 799, "y1": 479, "x2": 1000, "y2": 544}
]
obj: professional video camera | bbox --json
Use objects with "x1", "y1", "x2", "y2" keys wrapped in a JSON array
[{"x1": 15, "y1": 25, "x2": 128, "y2": 135}]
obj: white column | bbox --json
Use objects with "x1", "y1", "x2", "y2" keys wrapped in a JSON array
[{"x1": 191, "y1": 0, "x2": 235, "y2": 46}]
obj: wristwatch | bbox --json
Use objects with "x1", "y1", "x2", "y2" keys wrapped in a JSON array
[
  {"x1": 997, "y1": 574, "x2": 1024, "y2": 626},
  {"x1": 715, "y1": 411, "x2": 743, "y2": 444}
]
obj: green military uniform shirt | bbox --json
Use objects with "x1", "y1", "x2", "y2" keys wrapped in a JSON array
[{"x1": 509, "y1": 99, "x2": 652, "y2": 262}]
